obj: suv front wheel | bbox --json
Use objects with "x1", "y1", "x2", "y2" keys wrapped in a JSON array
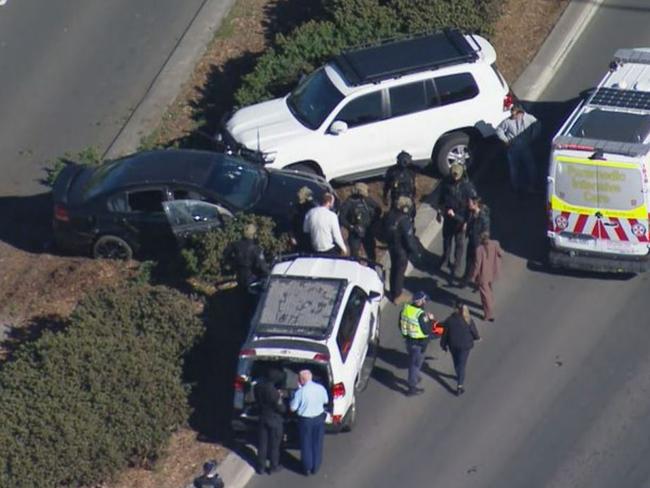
[{"x1": 434, "y1": 132, "x2": 472, "y2": 177}]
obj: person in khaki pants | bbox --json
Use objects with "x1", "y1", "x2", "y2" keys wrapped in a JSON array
[{"x1": 471, "y1": 232, "x2": 503, "y2": 322}]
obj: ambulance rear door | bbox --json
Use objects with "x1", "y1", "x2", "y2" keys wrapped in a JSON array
[{"x1": 549, "y1": 154, "x2": 649, "y2": 256}]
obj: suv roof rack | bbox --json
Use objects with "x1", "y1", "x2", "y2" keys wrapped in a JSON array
[{"x1": 332, "y1": 29, "x2": 480, "y2": 86}]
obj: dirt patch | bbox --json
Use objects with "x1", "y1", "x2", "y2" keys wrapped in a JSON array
[{"x1": 0, "y1": 0, "x2": 568, "y2": 486}]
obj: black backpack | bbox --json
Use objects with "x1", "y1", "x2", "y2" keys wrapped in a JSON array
[
  {"x1": 392, "y1": 168, "x2": 415, "y2": 197},
  {"x1": 350, "y1": 199, "x2": 372, "y2": 234}
]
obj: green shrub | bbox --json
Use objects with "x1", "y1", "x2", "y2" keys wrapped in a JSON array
[
  {"x1": 0, "y1": 282, "x2": 203, "y2": 488},
  {"x1": 180, "y1": 213, "x2": 290, "y2": 282},
  {"x1": 43, "y1": 146, "x2": 102, "y2": 187},
  {"x1": 235, "y1": 0, "x2": 501, "y2": 106}
]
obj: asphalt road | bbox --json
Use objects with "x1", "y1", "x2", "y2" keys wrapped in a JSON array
[
  {"x1": 0, "y1": 0, "x2": 207, "y2": 196},
  {"x1": 248, "y1": 1, "x2": 650, "y2": 487}
]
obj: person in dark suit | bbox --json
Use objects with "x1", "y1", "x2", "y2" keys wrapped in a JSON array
[
  {"x1": 440, "y1": 301, "x2": 480, "y2": 396},
  {"x1": 254, "y1": 368, "x2": 287, "y2": 474}
]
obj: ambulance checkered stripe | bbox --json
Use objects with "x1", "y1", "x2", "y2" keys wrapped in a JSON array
[{"x1": 553, "y1": 211, "x2": 649, "y2": 242}]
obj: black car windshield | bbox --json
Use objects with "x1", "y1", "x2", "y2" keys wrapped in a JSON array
[
  {"x1": 84, "y1": 160, "x2": 126, "y2": 200},
  {"x1": 287, "y1": 68, "x2": 344, "y2": 130},
  {"x1": 206, "y1": 157, "x2": 267, "y2": 209},
  {"x1": 568, "y1": 109, "x2": 650, "y2": 143}
]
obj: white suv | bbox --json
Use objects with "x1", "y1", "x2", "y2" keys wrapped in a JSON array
[
  {"x1": 218, "y1": 29, "x2": 514, "y2": 180},
  {"x1": 231, "y1": 255, "x2": 384, "y2": 434}
]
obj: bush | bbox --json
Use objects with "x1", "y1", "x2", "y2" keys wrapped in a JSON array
[
  {"x1": 0, "y1": 282, "x2": 203, "y2": 488},
  {"x1": 180, "y1": 213, "x2": 290, "y2": 282},
  {"x1": 42, "y1": 146, "x2": 102, "y2": 187},
  {"x1": 235, "y1": 0, "x2": 501, "y2": 106}
]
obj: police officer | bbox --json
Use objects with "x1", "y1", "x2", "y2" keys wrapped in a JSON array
[
  {"x1": 436, "y1": 163, "x2": 476, "y2": 283},
  {"x1": 254, "y1": 368, "x2": 287, "y2": 475},
  {"x1": 383, "y1": 151, "x2": 417, "y2": 212},
  {"x1": 339, "y1": 182, "x2": 381, "y2": 262},
  {"x1": 399, "y1": 291, "x2": 435, "y2": 396},
  {"x1": 384, "y1": 196, "x2": 421, "y2": 304},
  {"x1": 193, "y1": 460, "x2": 224, "y2": 488},
  {"x1": 226, "y1": 224, "x2": 270, "y2": 290},
  {"x1": 462, "y1": 195, "x2": 490, "y2": 288},
  {"x1": 290, "y1": 186, "x2": 315, "y2": 252}
]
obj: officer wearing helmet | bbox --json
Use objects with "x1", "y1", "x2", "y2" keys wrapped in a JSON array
[
  {"x1": 340, "y1": 182, "x2": 382, "y2": 262},
  {"x1": 193, "y1": 460, "x2": 224, "y2": 488},
  {"x1": 436, "y1": 162, "x2": 476, "y2": 284},
  {"x1": 383, "y1": 196, "x2": 422, "y2": 304},
  {"x1": 383, "y1": 151, "x2": 417, "y2": 210}
]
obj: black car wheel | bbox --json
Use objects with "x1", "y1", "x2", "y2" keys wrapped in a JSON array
[{"x1": 93, "y1": 235, "x2": 133, "y2": 260}]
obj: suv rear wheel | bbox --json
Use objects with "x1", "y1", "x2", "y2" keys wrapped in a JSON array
[
  {"x1": 93, "y1": 235, "x2": 133, "y2": 260},
  {"x1": 434, "y1": 132, "x2": 472, "y2": 176}
]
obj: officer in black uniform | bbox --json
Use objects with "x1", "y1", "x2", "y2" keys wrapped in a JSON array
[
  {"x1": 436, "y1": 163, "x2": 476, "y2": 283},
  {"x1": 384, "y1": 196, "x2": 422, "y2": 304},
  {"x1": 383, "y1": 151, "x2": 417, "y2": 219},
  {"x1": 254, "y1": 368, "x2": 287, "y2": 475},
  {"x1": 462, "y1": 194, "x2": 491, "y2": 287},
  {"x1": 226, "y1": 224, "x2": 270, "y2": 290},
  {"x1": 339, "y1": 182, "x2": 382, "y2": 262},
  {"x1": 290, "y1": 186, "x2": 315, "y2": 252}
]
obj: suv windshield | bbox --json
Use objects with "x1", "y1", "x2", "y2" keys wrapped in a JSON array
[
  {"x1": 206, "y1": 157, "x2": 267, "y2": 209},
  {"x1": 84, "y1": 160, "x2": 126, "y2": 200},
  {"x1": 568, "y1": 109, "x2": 650, "y2": 143},
  {"x1": 287, "y1": 68, "x2": 344, "y2": 130}
]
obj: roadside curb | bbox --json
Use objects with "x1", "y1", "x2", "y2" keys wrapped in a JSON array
[
  {"x1": 513, "y1": 0, "x2": 604, "y2": 101},
  {"x1": 104, "y1": 0, "x2": 236, "y2": 160}
]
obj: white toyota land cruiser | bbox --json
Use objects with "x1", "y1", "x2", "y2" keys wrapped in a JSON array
[
  {"x1": 231, "y1": 255, "x2": 384, "y2": 435},
  {"x1": 218, "y1": 29, "x2": 513, "y2": 181}
]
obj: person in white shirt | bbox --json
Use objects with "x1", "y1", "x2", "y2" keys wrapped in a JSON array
[{"x1": 303, "y1": 192, "x2": 348, "y2": 255}]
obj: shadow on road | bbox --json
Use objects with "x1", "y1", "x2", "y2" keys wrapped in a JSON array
[{"x1": 0, "y1": 191, "x2": 54, "y2": 253}]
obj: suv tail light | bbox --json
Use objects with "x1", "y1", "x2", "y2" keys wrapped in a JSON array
[
  {"x1": 233, "y1": 375, "x2": 247, "y2": 392},
  {"x1": 332, "y1": 382, "x2": 346, "y2": 399},
  {"x1": 503, "y1": 91, "x2": 515, "y2": 111},
  {"x1": 313, "y1": 353, "x2": 330, "y2": 363},
  {"x1": 239, "y1": 349, "x2": 256, "y2": 358},
  {"x1": 54, "y1": 204, "x2": 70, "y2": 222},
  {"x1": 332, "y1": 414, "x2": 343, "y2": 425}
]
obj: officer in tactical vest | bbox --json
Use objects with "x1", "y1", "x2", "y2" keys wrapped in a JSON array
[
  {"x1": 193, "y1": 460, "x2": 224, "y2": 488},
  {"x1": 462, "y1": 195, "x2": 491, "y2": 288},
  {"x1": 383, "y1": 150, "x2": 417, "y2": 214},
  {"x1": 340, "y1": 182, "x2": 382, "y2": 262},
  {"x1": 399, "y1": 291, "x2": 436, "y2": 396},
  {"x1": 384, "y1": 196, "x2": 421, "y2": 304},
  {"x1": 436, "y1": 163, "x2": 476, "y2": 284},
  {"x1": 226, "y1": 224, "x2": 270, "y2": 290}
]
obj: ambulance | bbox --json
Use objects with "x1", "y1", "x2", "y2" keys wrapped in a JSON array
[{"x1": 547, "y1": 48, "x2": 650, "y2": 273}]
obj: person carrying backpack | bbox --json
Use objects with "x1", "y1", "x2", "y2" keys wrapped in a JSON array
[
  {"x1": 383, "y1": 150, "x2": 417, "y2": 220},
  {"x1": 340, "y1": 182, "x2": 382, "y2": 262}
]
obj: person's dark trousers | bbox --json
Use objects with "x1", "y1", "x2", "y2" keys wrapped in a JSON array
[
  {"x1": 463, "y1": 238, "x2": 477, "y2": 281},
  {"x1": 406, "y1": 339, "x2": 428, "y2": 391},
  {"x1": 298, "y1": 414, "x2": 325, "y2": 475},
  {"x1": 441, "y1": 219, "x2": 466, "y2": 277},
  {"x1": 257, "y1": 419, "x2": 283, "y2": 472},
  {"x1": 450, "y1": 347, "x2": 471, "y2": 386},
  {"x1": 316, "y1": 246, "x2": 341, "y2": 256},
  {"x1": 389, "y1": 250, "x2": 408, "y2": 299},
  {"x1": 349, "y1": 233, "x2": 376, "y2": 262}
]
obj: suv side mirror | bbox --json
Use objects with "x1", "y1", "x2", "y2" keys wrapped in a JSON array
[{"x1": 329, "y1": 120, "x2": 348, "y2": 135}]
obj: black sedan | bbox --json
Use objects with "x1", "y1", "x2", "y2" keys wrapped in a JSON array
[{"x1": 52, "y1": 149, "x2": 332, "y2": 259}]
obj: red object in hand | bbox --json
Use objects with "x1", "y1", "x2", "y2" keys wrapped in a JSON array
[{"x1": 432, "y1": 321, "x2": 444, "y2": 336}]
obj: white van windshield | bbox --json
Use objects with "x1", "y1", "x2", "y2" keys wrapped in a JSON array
[
  {"x1": 568, "y1": 108, "x2": 650, "y2": 143},
  {"x1": 554, "y1": 160, "x2": 644, "y2": 211}
]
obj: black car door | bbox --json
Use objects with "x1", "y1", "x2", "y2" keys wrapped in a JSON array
[
  {"x1": 109, "y1": 187, "x2": 176, "y2": 256},
  {"x1": 162, "y1": 200, "x2": 233, "y2": 248}
]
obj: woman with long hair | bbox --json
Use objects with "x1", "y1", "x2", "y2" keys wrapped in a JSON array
[{"x1": 440, "y1": 301, "x2": 481, "y2": 396}]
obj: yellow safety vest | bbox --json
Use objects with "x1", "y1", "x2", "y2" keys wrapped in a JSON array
[{"x1": 399, "y1": 304, "x2": 427, "y2": 339}]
